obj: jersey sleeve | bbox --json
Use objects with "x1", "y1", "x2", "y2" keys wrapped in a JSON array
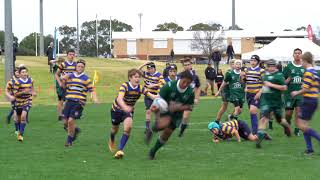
[
  {"x1": 159, "y1": 82, "x2": 170, "y2": 102},
  {"x1": 278, "y1": 73, "x2": 285, "y2": 85},
  {"x1": 186, "y1": 91, "x2": 195, "y2": 105},
  {"x1": 194, "y1": 75, "x2": 201, "y2": 88},
  {"x1": 140, "y1": 85, "x2": 149, "y2": 96},
  {"x1": 224, "y1": 71, "x2": 231, "y2": 82},
  {"x1": 86, "y1": 79, "x2": 93, "y2": 92},
  {"x1": 282, "y1": 65, "x2": 290, "y2": 79},
  {"x1": 118, "y1": 83, "x2": 128, "y2": 96},
  {"x1": 302, "y1": 71, "x2": 314, "y2": 89}
]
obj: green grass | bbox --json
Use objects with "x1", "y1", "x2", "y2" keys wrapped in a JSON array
[{"x1": 0, "y1": 57, "x2": 320, "y2": 180}]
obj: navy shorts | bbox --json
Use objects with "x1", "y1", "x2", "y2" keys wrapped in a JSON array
[
  {"x1": 63, "y1": 100, "x2": 83, "y2": 120},
  {"x1": 299, "y1": 98, "x2": 318, "y2": 121},
  {"x1": 15, "y1": 106, "x2": 31, "y2": 116},
  {"x1": 246, "y1": 92, "x2": 260, "y2": 108},
  {"x1": 238, "y1": 120, "x2": 251, "y2": 140},
  {"x1": 144, "y1": 96, "x2": 153, "y2": 110},
  {"x1": 11, "y1": 100, "x2": 16, "y2": 109},
  {"x1": 110, "y1": 109, "x2": 133, "y2": 126}
]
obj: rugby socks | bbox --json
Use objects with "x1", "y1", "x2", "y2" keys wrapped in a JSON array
[
  {"x1": 119, "y1": 134, "x2": 129, "y2": 150},
  {"x1": 305, "y1": 128, "x2": 320, "y2": 142},
  {"x1": 151, "y1": 137, "x2": 165, "y2": 153},
  {"x1": 250, "y1": 114, "x2": 258, "y2": 134},
  {"x1": 19, "y1": 123, "x2": 26, "y2": 136},
  {"x1": 110, "y1": 132, "x2": 115, "y2": 142},
  {"x1": 146, "y1": 120, "x2": 151, "y2": 129},
  {"x1": 303, "y1": 133, "x2": 313, "y2": 151},
  {"x1": 67, "y1": 135, "x2": 73, "y2": 144},
  {"x1": 14, "y1": 122, "x2": 20, "y2": 131},
  {"x1": 179, "y1": 122, "x2": 188, "y2": 136}
]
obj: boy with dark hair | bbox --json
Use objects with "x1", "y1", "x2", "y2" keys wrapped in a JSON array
[
  {"x1": 12, "y1": 66, "x2": 36, "y2": 141},
  {"x1": 62, "y1": 59, "x2": 99, "y2": 147},
  {"x1": 255, "y1": 59, "x2": 292, "y2": 148},
  {"x1": 109, "y1": 69, "x2": 157, "y2": 159},
  {"x1": 164, "y1": 64, "x2": 178, "y2": 83},
  {"x1": 139, "y1": 61, "x2": 164, "y2": 143},
  {"x1": 291, "y1": 52, "x2": 320, "y2": 155},
  {"x1": 148, "y1": 70, "x2": 195, "y2": 160},
  {"x1": 282, "y1": 48, "x2": 304, "y2": 136}
]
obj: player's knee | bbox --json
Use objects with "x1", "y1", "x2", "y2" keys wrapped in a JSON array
[{"x1": 249, "y1": 107, "x2": 257, "y2": 114}]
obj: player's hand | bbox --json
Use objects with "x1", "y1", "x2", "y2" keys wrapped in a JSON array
[
  {"x1": 212, "y1": 138, "x2": 219, "y2": 143},
  {"x1": 32, "y1": 92, "x2": 37, "y2": 97},
  {"x1": 168, "y1": 101, "x2": 181, "y2": 112},
  {"x1": 123, "y1": 106, "x2": 133, "y2": 113},
  {"x1": 264, "y1": 81, "x2": 272, "y2": 87},
  {"x1": 291, "y1": 91, "x2": 299, "y2": 97},
  {"x1": 254, "y1": 93, "x2": 261, "y2": 100},
  {"x1": 215, "y1": 91, "x2": 220, "y2": 97},
  {"x1": 150, "y1": 104, "x2": 159, "y2": 112}
]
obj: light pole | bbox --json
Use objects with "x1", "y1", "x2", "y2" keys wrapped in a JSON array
[
  {"x1": 96, "y1": 14, "x2": 98, "y2": 57},
  {"x1": 76, "y1": 0, "x2": 80, "y2": 55},
  {"x1": 138, "y1": 13, "x2": 143, "y2": 32},
  {"x1": 4, "y1": 0, "x2": 13, "y2": 83},
  {"x1": 40, "y1": 0, "x2": 44, "y2": 56},
  {"x1": 232, "y1": 0, "x2": 235, "y2": 30}
]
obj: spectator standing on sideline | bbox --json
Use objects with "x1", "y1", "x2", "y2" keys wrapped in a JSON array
[
  {"x1": 211, "y1": 48, "x2": 221, "y2": 71},
  {"x1": 277, "y1": 61, "x2": 283, "y2": 72},
  {"x1": 46, "y1": 42, "x2": 54, "y2": 73},
  {"x1": 204, "y1": 62, "x2": 216, "y2": 95},
  {"x1": 226, "y1": 42, "x2": 235, "y2": 64},
  {"x1": 170, "y1": 49, "x2": 175, "y2": 63},
  {"x1": 163, "y1": 63, "x2": 171, "y2": 79},
  {"x1": 215, "y1": 69, "x2": 224, "y2": 91}
]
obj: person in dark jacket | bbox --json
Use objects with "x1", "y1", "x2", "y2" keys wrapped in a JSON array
[
  {"x1": 226, "y1": 42, "x2": 235, "y2": 64},
  {"x1": 204, "y1": 62, "x2": 216, "y2": 95},
  {"x1": 170, "y1": 49, "x2": 174, "y2": 63},
  {"x1": 215, "y1": 69, "x2": 224, "y2": 91},
  {"x1": 211, "y1": 48, "x2": 221, "y2": 72},
  {"x1": 46, "y1": 42, "x2": 54, "y2": 73},
  {"x1": 162, "y1": 63, "x2": 171, "y2": 79},
  {"x1": 277, "y1": 61, "x2": 283, "y2": 72}
]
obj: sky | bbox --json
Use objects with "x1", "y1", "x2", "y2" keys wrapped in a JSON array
[{"x1": 0, "y1": 0, "x2": 319, "y2": 42}]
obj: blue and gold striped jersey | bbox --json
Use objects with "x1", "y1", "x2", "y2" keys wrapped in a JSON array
[
  {"x1": 112, "y1": 82, "x2": 149, "y2": 111},
  {"x1": 302, "y1": 67, "x2": 320, "y2": 99},
  {"x1": 245, "y1": 66, "x2": 265, "y2": 93},
  {"x1": 6, "y1": 75, "x2": 18, "y2": 95},
  {"x1": 58, "y1": 60, "x2": 76, "y2": 77},
  {"x1": 143, "y1": 71, "x2": 165, "y2": 94},
  {"x1": 221, "y1": 120, "x2": 239, "y2": 136},
  {"x1": 65, "y1": 73, "x2": 93, "y2": 104},
  {"x1": 13, "y1": 77, "x2": 34, "y2": 107},
  {"x1": 164, "y1": 76, "x2": 178, "y2": 83}
]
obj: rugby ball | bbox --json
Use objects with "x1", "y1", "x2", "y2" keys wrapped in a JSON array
[{"x1": 152, "y1": 97, "x2": 168, "y2": 113}]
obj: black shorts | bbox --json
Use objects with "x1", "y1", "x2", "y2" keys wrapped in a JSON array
[
  {"x1": 110, "y1": 109, "x2": 133, "y2": 126},
  {"x1": 63, "y1": 100, "x2": 83, "y2": 120},
  {"x1": 246, "y1": 92, "x2": 260, "y2": 108},
  {"x1": 238, "y1": 120, "x2": 251, "y2": 140},
  {"x1": 11, "y1": 100, "x2": 16, "y2": 109},
  {"x1": 299, "y1": 98, "x2": 318, "y2": 121},
  {"x1": 144, "y1": 96, "x2": 153, "y2": 110},
  {"x1": 232, "y1": 100, "x2": 243, "y2": 108},
  {"x1": 15, "y1": 106, "x2": 31, "y2": 116}
]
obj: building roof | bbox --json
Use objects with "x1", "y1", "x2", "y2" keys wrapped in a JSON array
[{"x1": 112, "y1": 30, "x2": 307, "y2": 40}]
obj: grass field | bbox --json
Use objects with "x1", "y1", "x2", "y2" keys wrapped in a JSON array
[{"x1": 0, "y1": 57, "x2": 320, "y2": 180}]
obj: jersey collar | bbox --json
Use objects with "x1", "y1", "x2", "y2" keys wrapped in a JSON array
[
  {"x1": 19, "y1": 77, "x2": 29, "y2": 83},
  {"x1": 73, "y1": 72, "x2": 84, "y2": 78},
  {"x1": 233, "y1": 69, "x2": 241, "y2": 74},
  {"x1": 66, "y1": 60, "x2": 74, "y2": 65},
  {"x1": 177, "y1": 80, "x2": 187, "y2": 93},
  {"x1": 250, "y1": 66, "x2": 259, "y2": 70},
  {"x1": 292, "y1": 61, "x2": 302, "y2": 67},
  {"x1": 128, "y1": 82, "x2": 138, "y2": 89}
]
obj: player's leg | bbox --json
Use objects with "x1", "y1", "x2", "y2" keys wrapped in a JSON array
[
  {"x1": 114, "y1": 117, "x2": 133, "y2": 159},
  {"x1": 229, "y1": 101, "x2": 242, "y2": 120},
  {"x1": 65, "y1": 117, "x2": 76, "y2": 147},
  {"x1": 216, "y1": 101, "x2": 228, "y2": 122},
  {"x1": 178, "y1": 110, "x2": 190, "y2": 137},
  {"x1": 13, "y1": 110, "x2": 19, "y2": 135},
  {"x1": 285, "y1": 107, "x2": 294, "y2": 125},
  {"x1": 18, "y1": 109, "x2": 28, "y2": 141},
  {"x1": 57, "y1": 98, "x2": 64, "y2": 121},
  {"x1": 144, "y1": 96, "x2": 153, "y2": 132},
  {"x1": 256, "y1": 106, "x2": 271, "y2": 148},
  {"x1": 293, "y1": 106, "x2": 301, "y2": 136},
  {"x1": 204, "y1": 80, "x2": 209, "y2": 95},
  {"x1": 210, "y1": 80, "x2": 215, "y2": 95},
  {"x1": 247, "y1": 93, "x2": 259, "y2": 134},
  {"x1": 274, "y1": 108, "x2": 292, "y2": 137},
  {"x1": 109, "y1": 110, "x2": 121, "y2": 152},
  {"x1": 6, "y1": 108, "x2": 14, "y2": 124},
  {"x1": 149, "y1": 126, "x2": 174, "y2": 160}
]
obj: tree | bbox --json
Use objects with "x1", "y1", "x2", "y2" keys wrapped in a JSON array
[
  {"x1": 191, "y1": 30, "x2": 225, "y2": 58},
  {"x1": 296, "y1": 26, "x2": 307, "y2": 31},
  {"x1": 59, "y1": 25, "x2": 77, "y2": 53},
  {"x1": 19, "y1": 32, "x2": 53, "y2": 56},
  {"x1": 80, "y1": 19, "x2": 132, "y2": 56},
  {"x1": 0, "y1": 30, "x2": 19, "y2": 49},
  {"x1": 188, "y1": 23, "x2": 222, "y2": 31},
  {"x1": 228, "y1": 24, "x2": 243, "y2": 30},
  {"x1": 153, "y1": 22, "x2": 184, "y2": 32}
]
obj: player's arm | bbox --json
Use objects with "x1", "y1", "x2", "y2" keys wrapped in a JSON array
[
  {"x1": 168, "y1": 101, "x2": 193, "y2": 112},
  {"x1": 55, "y1": 66, "x2": 63, "y2": 87},
  {"x1": 116, "y1": 85, "x2": 133, "y2": 113},
  {"x1": 138, "y1": 61, "x2": 151, "y2": 72},
  {"x1": 291, "y1": 72, "x2": 312, "y2": 97},
  {"x1": 60, "y1": 74, "x2": 70, "y2": 89},
  {"x1": 232, "y1": 129, "x2": 241, "y2": 143},
  {"x1": 282, "y1": 66, "x2": 291, "y2": 84},
  {"x1": 254, "y1": 89, "x2": 263, "y2": 100},
  {"x1": 194, "y1": 75, "x2": 201, "y2": 104},
  {"x1": 264, "y1": 81, "x2": 287, "y2": 91},
  {"x1": 215, "y1": 81, "x2": 227, "y2": 96},
  {"x1": 5, "y1": 82, "x2": 15, "y2": 102},
  {"x1": 31, "y1": 79, "x2": 37, "y2": 97},
  {"x1": 87, "y1": 81, "x2": 99, "y2": 103}
]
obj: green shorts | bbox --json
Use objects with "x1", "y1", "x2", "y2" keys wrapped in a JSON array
[
  {"x1": 160, "y1": 112, "x2": 182, "y2": 130},
  {"x1": 260, "y1": 104, "x2": 283, "y2": 121},
  {"x1": 284, "y1": 97, "x2": 302, "y2": 110},
  {"x1": 221, "y1": 91, "x2": 230, "y2": 102}
]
